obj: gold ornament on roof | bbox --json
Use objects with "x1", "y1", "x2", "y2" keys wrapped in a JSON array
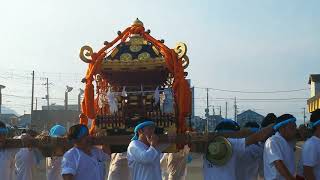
[
  {"x1": 130, "y1": 45, "x2": 142, "y2": 52},
  {"x1": 174, "y1": 42, "x2": 187, "y2": 59},
  {"x1": 138, "y1": 52, "x2": 151, "y2": 61},
  {"x1": 120, "y1": 53, "x2": 133, "y2": 61},
  {"x1": 130, "y1": 36, "x2": 145, "y2": 45},
  {"x1": 79, "y1": 45, "x2": 93, "y2": 63},
  {"x1": 132, "y1": 18, "x2": 144, "y2": 26}
]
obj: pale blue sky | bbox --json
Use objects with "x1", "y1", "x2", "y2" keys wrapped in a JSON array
[{"x1": 0, "y1": 0, "x2": 319, "y2": 124}]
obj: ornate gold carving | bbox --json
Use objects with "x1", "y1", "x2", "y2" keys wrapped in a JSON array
[
  {"x1": 130, "y1": 45, "x2": 142, "y2": 52},
  {"x1": 110, "y1": 48, "x2": 119, "y2": 58},
  {"x1": 138, "y1": 52, "x2": 151, "y2": 61},
  {"x1": 132, "y1": 18, "x2": 144, "y2": 26},
  {"x1": 102, "y1": 57, "x2": 166, "y2": 71},
  {"x1": 79, "y1": 45, "x2": 93, "y2": 63},
  {"x1": 120, "y1": 53, "x2": 133, "y2": 61},
  {"x1": 152, "y1": 46, "x2": 160, "y2": 55},
  {"x1": 174, "y1": 42, "x2": 187, "y2": 59},
  {"x1": 130, "y1": 37, "x2": 144, "y2": 45},
  {"x1": 182, "y1": 55, "x2": 189, "y2": 69}
]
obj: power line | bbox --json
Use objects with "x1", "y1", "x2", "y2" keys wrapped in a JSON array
[
  {"x1": 2, "y1": 94, "x2": 77, "y2": 101},
  {"x1": 194, "y1": 86, "x2": 308, "y2": 94}
]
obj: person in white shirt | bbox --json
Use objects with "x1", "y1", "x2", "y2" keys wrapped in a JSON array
[
  {"x1": 127, "y1": 120, "x2": 162, "y2": 180},
  {"x1": 46, "y1": 124, "x2": 67, "y2": 180},
  {"x1": 108, "y1": 152, "x2": 130, "y2": 180},
  {"x1": 15, "y1": 131, "x2": 44, "y2": 180},
  {"x1": 237, "y1": 121, "x2": 264, "y2": 180},
  {"x1": 160, "y1": 145, "x2": 190, "y2": 180},
  {"x1": 264, "y1": 114, "x2": 297, "y2": 180},
  {"x1": 301, "y1": 109, "x2": 320, "y2": 180},
  {"x1": 0, "y1": 121, "x2": 20, "y2": 180},
  {"x1": 61, "y1": 124, "x2": 110, "y2": 180},
  {"x1": 203, "y1": 119, "x2": 274, "y2": 180},
  {"x1": 258, "y1": 113, "x2": 277, "y2": 180}
]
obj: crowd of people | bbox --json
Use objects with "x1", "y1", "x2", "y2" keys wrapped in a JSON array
[{"x1": 0, "y1": 109, "x2": 319, "y2": 180}]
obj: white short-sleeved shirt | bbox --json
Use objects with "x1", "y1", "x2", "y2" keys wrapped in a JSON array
[
  {"x1": 263, "y1": 132, "x2": 295, "y2": 180},
  {"x1": 15, "y1": 148, "x2": 38, "y2": 180},
  {"x1": 203, "y1": 138, "x2": 246, "y2": 180},
  {"x1": 0, "y1": 149, "x2": 18, "y2": 180},
  {"x1": 127, "y1": 140, "x2": 162, "y2": 180},
  {"x1": 301, "y1": 136, "x2": 320, "y2": 179},
  {"x1": 237, "y1": 143, "x2": 264, "y2": 180},
  {"x1": 46, "y1": 156, "x2": 63, "y2": 180},
  {"x1": 61, "y1": 147, "x2": 109, "y2": 180}
]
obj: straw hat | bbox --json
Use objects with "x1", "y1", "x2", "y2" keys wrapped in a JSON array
[{"x1": 206, "y1": 136, "x2": 233, "y2": 166}]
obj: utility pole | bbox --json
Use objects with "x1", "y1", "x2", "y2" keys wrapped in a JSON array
[
  {"x1": 212, "y1": 105, "x2": 215, "y2": 115},
  {"x1": 204, "y1": 88, "x2": 209, "y2": 132},
  {"x1": 31, "y1": 71, "x2": 34, "y2": 119},
  {"x1": 78, "y1": 89, "x2": 84, "y2": 112},
  {"x1": 218, "y1": 106, "x2": 222, "y2": 116},
  {"x1": 43, "y1": 78, "x2": 50, "y2": 110},
  {"x1": 303, "y1": 107, "x2": 306, "y2": 125},
  {"x1": 205, "y1": 88, "x2": 209, "y2": 118},
  {"x1": 65, "y1": 86, "x2": 73, "y2": 110},
  {"x1": 234, "y1": 97, "x2": 238, "y2": 122},
  {"x1": 0, "y1": 85, "x2": 5, "y2": 114},
  {"x1": 35, "y1": 98, "x2": 38, "y2": 110},
  {"x1": 225, "y1": 101, "x2": 228, "y2": 119}
]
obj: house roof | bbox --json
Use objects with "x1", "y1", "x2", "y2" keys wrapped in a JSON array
[
  {"x1": 237, "y1": 110, "x2": 264, "y2": 118},
  {"x1": 308, "y1": 74, "x2": 320, "y2": 84},
  {"x1": 0, "y1": 114, "x2": 18, "y2": 119}
]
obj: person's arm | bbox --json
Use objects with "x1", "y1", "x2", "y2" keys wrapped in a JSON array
[
  {"x1": 303, "y1": 166, "x2": 316, "y2": 180},
  {"x1": 61, "y1": 151, "x2": 77, "y2": 179},
  {"x1": 128, "y1": 135, "x2": 159, "y2": 164},
  {"x1": 245, "y1": 124, "x2": 274, "y2": 146},
  {"x1": 274, "y1": 160, "x2": 295, "y2": 180},
  {"x1": 62, "y1": 174, "x2": 74, "y2": 180},
  {"x1": 302, "y1": 140, "x2": 317, "y2": 180}
]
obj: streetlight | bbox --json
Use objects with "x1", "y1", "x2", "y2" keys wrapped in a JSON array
[
  {"x1": 78, "y1": 88, "x2": 84, "y2": 112},
  {"x1": 65, "y1": 86, "x2": 73, "y2": 110},
  {"x1": 0, "y1": 85, "x2": 6, "y2": 114}
]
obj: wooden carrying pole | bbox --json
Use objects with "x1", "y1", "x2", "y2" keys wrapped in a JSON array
[{"x1": 2, "y1": 131, "x2": 254, "y2": 150}]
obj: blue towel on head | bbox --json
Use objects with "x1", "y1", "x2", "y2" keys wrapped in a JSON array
[
  {"x1": 131, "y1": 121, "x2": 155, "y2": 141},
  {"x1": 49, "y1": 125, "x2": 67, "y2": 137}
]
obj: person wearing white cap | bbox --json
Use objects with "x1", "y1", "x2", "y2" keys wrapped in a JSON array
[
  {"x1": 127, "y1": 120, "x2": 162, "y2": 180},
  {"x1": 301, "y1": 109, "x2": 320, "y2": 180},
  {"x1": 263, "y1": 114, "x2": 297, "y2": 180},
  {"x1": 46, "y1": 124, "x2": 67, "y2": 180},
  {"x1": 61, "y1": 124, "x2": 110, "y2": 180}
]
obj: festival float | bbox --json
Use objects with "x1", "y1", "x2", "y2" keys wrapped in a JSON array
[{"x1": 78, "y1": 18, "x2": 192, "y2": 151}]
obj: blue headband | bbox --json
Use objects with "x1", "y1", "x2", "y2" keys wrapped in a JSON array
[
  {"x1": 131, "y1": 121, "x2": 155, "y2": 141},
  {"x1": 76, "y1": 126, "x2": 88, "y2": 140},
  {"x1": 273, "y1": 118, "x2": 296, "y2": 130},
  {"x1": 311, "y1": 119, "x2": 320, "y2": 128},
  {"x1": 0, "y1": 128, "x2": 8, "y2": 135}
]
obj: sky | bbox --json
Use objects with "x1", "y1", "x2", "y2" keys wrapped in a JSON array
[{"x1": 0, "y1": 0, "x2": 319, "y2": 124}]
